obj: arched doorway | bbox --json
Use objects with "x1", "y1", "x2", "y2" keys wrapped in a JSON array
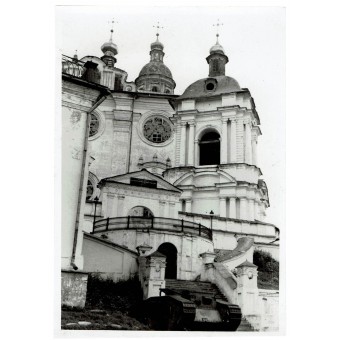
[
  {"x1": 199, "y1": 131, "x2": 220, "y2": 165},
  {"x1": 128, "y1": 206, "x2": 153, "y2": 217},
  {"x1": 158, "y1": 243, "x2": 177, "y2": 279}
]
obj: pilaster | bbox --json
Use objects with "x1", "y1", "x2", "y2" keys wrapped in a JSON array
[
  {"x1": 180, "y1": 121, "x2": 187, "y2": 166},
  {"x1": 221, "y1": 118, "x2": 228, "y2": 164},
  {"x1": 187, "y1": 121, "x2": 196, "y2": 166},
  {"x1": 229, "y1": 197, "x2": 237, "y2": 218},
  {"x1": 230, "y1": 118, "x2": 237, "y2": 163}
]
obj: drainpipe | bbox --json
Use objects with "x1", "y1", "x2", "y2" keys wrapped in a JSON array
[
  {"x1": 126, "y1": 94, "x2": 137, "y2": 173},
  {"x1": 70, "y1": 89, "x2": 110, "y2": 270}
]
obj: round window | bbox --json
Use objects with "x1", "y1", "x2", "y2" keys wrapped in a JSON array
[
  {"x1": 89, "y1": 113, "x2": 99, "y2": 137},
  {"x1": 206, "y1": 82, "x2": 215, "y2": 91},
  {"x1": 143, "y1": 116, "x2": 172, "y2": 143}
]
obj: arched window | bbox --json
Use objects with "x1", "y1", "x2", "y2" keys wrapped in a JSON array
[
  {"x1": 199, "y1": 131, "x2": 220, "y2": 165},
  {"x1": 151, "y1": 86, "x2": 158, "y2": 92},
  {"x1": 128, "y1": 206, "x2": 154, "y2": 217}
]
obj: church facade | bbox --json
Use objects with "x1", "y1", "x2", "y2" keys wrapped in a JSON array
[{"x1": 61, "y1": 27, "x2": 280, "y2": 331}]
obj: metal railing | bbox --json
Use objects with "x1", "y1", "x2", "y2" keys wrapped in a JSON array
[
  {"x1": 62, "y1": 54, "x2": 85, "y2": 78},
  {"x1": 92, "y1": 216, "x2": 212, "y2": 241}
]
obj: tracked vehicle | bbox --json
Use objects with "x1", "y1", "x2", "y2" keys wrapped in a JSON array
[{"x1": 142, "y1": 279, "x2": 242, "y2": 331}]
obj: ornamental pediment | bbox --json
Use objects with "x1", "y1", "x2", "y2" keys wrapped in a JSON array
[{"x1": 98, "y1": 169, "x2": 182, "y2": 193}]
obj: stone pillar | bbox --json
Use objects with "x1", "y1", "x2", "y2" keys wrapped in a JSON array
[
  {"x1": 200, "y1": 252, "x2": 216, "y2": 282},
  {"x1": 221, "y1": 118, "x2": 228, "y2": 164},
  {"x1": 180, "y1": 121, "x2": 187, "y2": 166},
  {"x1": 229, "y1": 197, "x2": 237, "y2": 218},
  {"x1": 187, "y1": 121, "x2": 195, "y2": 166},
  {"x1": 219, "y1": 197, "x2": 227, "y2": 218},
  {"x1": 186, "y1": 199, "x2": 192, "y2": 213},
  {"x1": 230, "y1": 118, "x2": 237, "y2": 163},
  {"x1": 236, "y1": 261, "x2": 259, "y2": 317},
  {"x1": 144, "y1": 251, "x2": 167, "y2": 299},
  {"x1": 61, "y1": 270, "x2": 89, "y2": 309},
  {"x1": 245, "y1": 120, "x2": 252, "y2": 164},
  {"x1": 252, "y1": 136, "x2": 258, "y2": 166},
  {"x1": 117, "y1": 195, "x2": 125, "y2": 216},
  {"x1": 240, "y1": 198, "x2": 248, "y2": 220}
]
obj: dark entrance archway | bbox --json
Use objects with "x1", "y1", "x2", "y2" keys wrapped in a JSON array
[
  {"x1": 158, "y1": 243, "x2": 178, "y2": 279},
  {"x1": 199, "y1": 131, "x2": 220, "y2": 165}
]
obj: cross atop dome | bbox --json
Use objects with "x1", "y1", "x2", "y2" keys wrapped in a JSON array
[
  {"x1": 108, "y1": 18, "x2": 118, "y2": 42},
  {"x1": 153, "y1": 21, "x2": 164, "y2": 40},
  {"x1": 213, "y1": 19, "x2": 224, "y2": 43}
]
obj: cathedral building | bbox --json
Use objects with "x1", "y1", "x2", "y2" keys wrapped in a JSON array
[{"x1": 61, "y1": 25, "x2": 280, "y2": 331}]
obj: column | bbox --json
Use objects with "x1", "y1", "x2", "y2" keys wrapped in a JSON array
[
  {"x1": 249, "y1": 199, "x2": 255, "y2": 221},
  {"x1": 221, "y1": 118, "x2": 228, "y2": 164},
  {"x1": 187, "y1": 122, "x2": 195, "y2": 166},
  {"x1": 159, "y1": 201, "x2": 166, "y2": 217},
  {"x1": 194, "y1": 139, "x2": 199, "y2": 166},
  {"x1": 240, "y1": 198, "x2": 248, "y2": 220},
  {"x1": 252, "y1": 136, "x2": 258, "y2": 166},
  {"x1": 112, "y1": 195, "x2": 118, "y2": 217},
  {"x1": 101, "y1": 192, "x2": 108, "y2": 218},
  {"x1": 254, "y1": 201, "x2": 259, "y2": 220},
  {"x1": 168, "y1": 202, "x2": 175, "y2": 218},
  {"x1": 219, "y1": 197, "x2": 227, "y2": 218},
  {"x1": 245, "y1": 120, "x2": 252, "y2": 164},
  {"x1": 117, "y1": 195, "x2": 125, "y2": 216},
  {"x1": 180, "y1": 121, "x2": 187, "y2": 166},
  {"x1": 230, "y1": 118, "x2": 237, "y2": 163},
  {"x1": 186, "y1": 199, "x2": 192, "y2": 213},
  {"x1": 229, "y1": 197, "x2": 236, "y2": 218}
]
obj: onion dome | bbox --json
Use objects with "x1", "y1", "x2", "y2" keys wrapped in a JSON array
[
  {"x1": 101, "y1": 28, "x2": 118, "y2": 56},
  {"x1": 135, "y1": 33, "x2": 176, "y2": 94},
  {"x1": 209, "y1": 41, "x2": 225, "y2": 54},
  {"x1": 150, "y1": 38, "x2": 164, "y2": 51}
]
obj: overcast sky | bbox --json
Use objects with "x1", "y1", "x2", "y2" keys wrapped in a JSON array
[{"x1": 56, "y1": 6, "x2": 285, "y2": 228}]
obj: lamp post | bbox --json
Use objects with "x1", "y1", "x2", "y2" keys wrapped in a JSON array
[{"x1": 92, "y1": 196, "x2": 99, "y2": 233}]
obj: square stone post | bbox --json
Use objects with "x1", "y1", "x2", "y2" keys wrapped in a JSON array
[
  {"x1": 236, "y1": 260, "x2": 259, "y2": 316},
  {"x1": 144, "y1": 251, "x2": 167, "y2": 299}
]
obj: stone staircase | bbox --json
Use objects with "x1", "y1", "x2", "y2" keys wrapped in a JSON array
[{"x1": 237, "y1": 317, "x2": 257, "y2": 332}]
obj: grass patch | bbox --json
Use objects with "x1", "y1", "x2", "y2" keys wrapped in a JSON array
[
  {"x1": 61, "y1": 309, "x2": 150, "y2": 330},
  {"x1": 61, "y1": 274, "x2": 149, "y2": 330}
]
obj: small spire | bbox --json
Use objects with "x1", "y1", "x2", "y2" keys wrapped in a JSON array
[
  {"x1": 213, "y1": 19, "x2": 224, "y2": 43},
  {"x1": 73, "y1": 49, "x2": 78, "y2": 61},
  {"x1": 153, "y1": 21, "x2": 164, "y2": 41}
]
